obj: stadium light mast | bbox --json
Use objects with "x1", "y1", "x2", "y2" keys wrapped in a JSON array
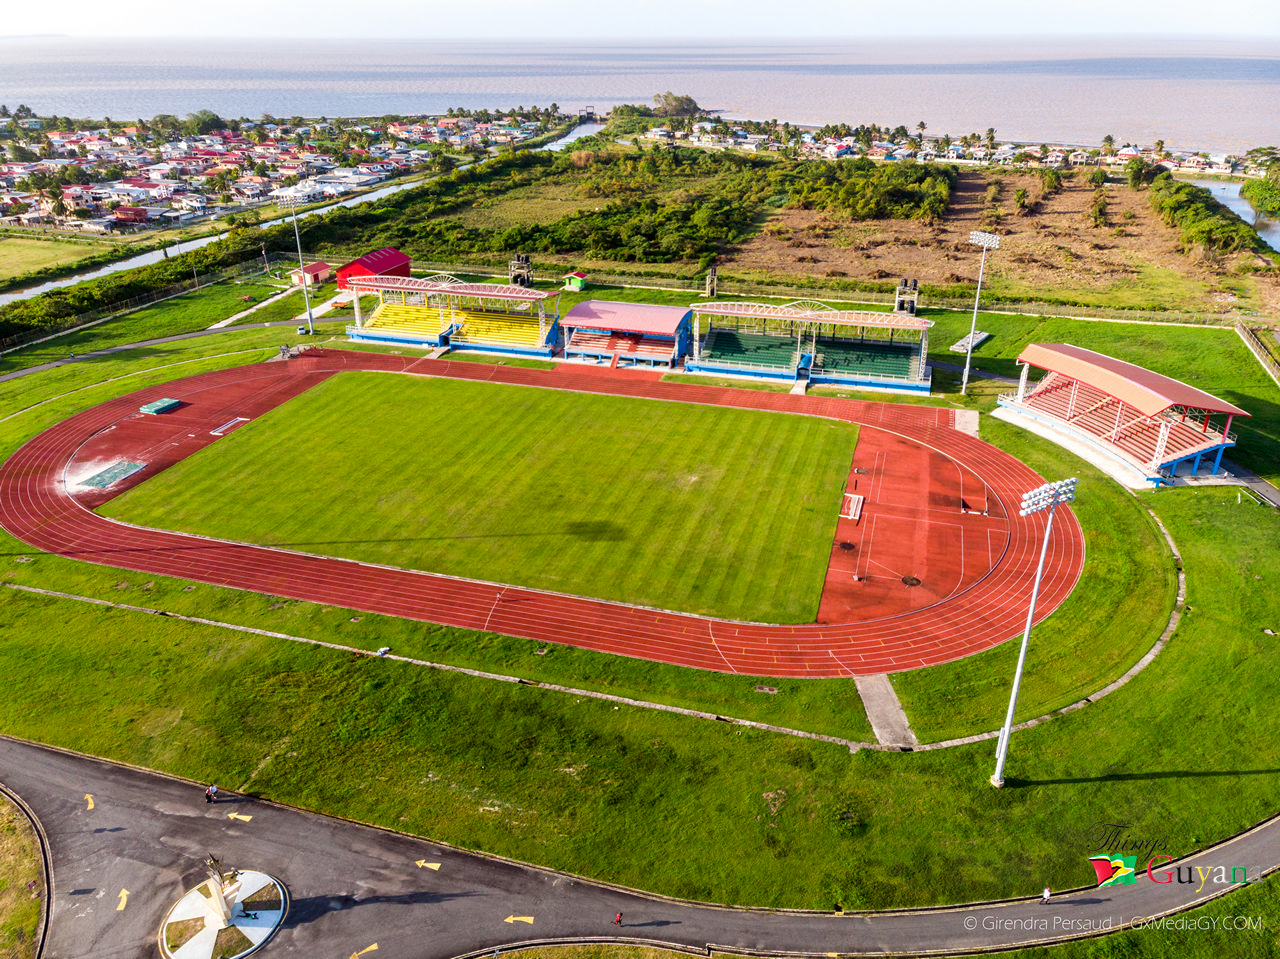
[
  {"x1": 282, "y1": 195, "x2": 316, "y2": 335},
  {"x1": 990, "y1": 477, "x2": 1077, "y2": 788},
  {"x1": 962, "y1": 230, "x2": 1000, "y2": 395}
]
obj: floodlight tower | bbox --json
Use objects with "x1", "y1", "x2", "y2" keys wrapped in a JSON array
[
  {"x1": 282, "y1": 195, "x2": 315, "y2": 335},
  {"x1": 990, "y1": 477, "x2": 1078, "y2": 788},
  {"x1": 962, "y1": 230, "x2": 1000, "y2": 395}
]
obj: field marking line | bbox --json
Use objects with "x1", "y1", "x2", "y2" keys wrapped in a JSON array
[
  {"x1": 703, "y1": 620, "x2": 739, "y2": 674},
  {"x1": 4, "y1": 353, "x2": 1086, "y2": 678},
  {"x1": 3, "y1": 583, "x2": 876, "y2": 752}
]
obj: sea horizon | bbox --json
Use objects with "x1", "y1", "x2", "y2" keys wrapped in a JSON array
[{"x1": 2, "y1": 35, "x2": 1278, "y2": 155}]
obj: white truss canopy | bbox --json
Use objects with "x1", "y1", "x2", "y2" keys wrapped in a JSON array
[
  {"x1": 690, "y1": 300, "x2": 932, "y2": 331},
  {"x1": 348, "y1": 275, "x2": 553, "y2": 302}
]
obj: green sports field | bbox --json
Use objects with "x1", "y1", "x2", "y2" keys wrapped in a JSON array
[{"x1": 101, "y1": 372, "x2": 858, "y2": 623}]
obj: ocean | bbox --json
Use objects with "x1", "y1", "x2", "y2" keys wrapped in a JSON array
[{"x1": 2, "y1": 36, "x2": 1278, "y2": 155}]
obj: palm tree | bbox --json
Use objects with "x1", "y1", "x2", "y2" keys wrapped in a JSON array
[
  {"x1": 1101, "y1": 134, "x2": 1116, "y2": 157},
  {"x1": 916, "y1": 121, "x2": 927, "y2": 145},
  {"x1": 1153, "y1": 139, "x2": 1166, "y2": 158},
  {"x1": 985, "y1": 128, "x2": 996, "y2": 151}
]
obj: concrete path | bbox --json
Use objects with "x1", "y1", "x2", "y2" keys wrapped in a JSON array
[
  {"x1": 853, "y1": 674, "x2": 919, "y2": 748},
  {"x1": 206, "y1": 287, "x2": 299, "y2": 328},
  {"x1": 6, "y1": 736, "x2": 1277, "y2": 959},
  {"x1": 300, "y1": 292, "x2": 353, "y2": 319},
  {"x1": 1219, "y1": 458, "x2": 1280, "y2": 508},
  {"x1": 0, "y1": 321, "x2": 320, "y2": 386},
  {"x1": 927, "y1": 359, "x2": 1019, "y2": 384}
]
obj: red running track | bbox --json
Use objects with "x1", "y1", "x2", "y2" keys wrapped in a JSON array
[{"x1": 0, "y1": 350, "x2": 1084, "y2": 678}]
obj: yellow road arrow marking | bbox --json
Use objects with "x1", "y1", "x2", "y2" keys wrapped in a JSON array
[
  {"x1": 504, "y1": 915, "x2": 534, "y2": 924},
  {"x1": 84, "y1": 794, "x2": 94, "y2": 810},
  {"x1": 415, "y1": 860, "x2": 441, "y2": 870},
  {"x1": 227, "y1": 812, "x2": 253, "y2": 823},
  {"x1": 349, "y1": 945, "x2": 378, "y2": 958},
  {"x1": 117, "y1": 889, "x2": 129, "y2": 911}
]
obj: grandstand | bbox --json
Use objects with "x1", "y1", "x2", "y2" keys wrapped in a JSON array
[
  {"x1": 562, "y1": 300, "x2": 691, "y2": 368},
  {"x1": 347, "y1": 274, "x2": 560, "y2": 356},
  {"x1": 687, "y1": 301, "x2": 933, "y2": 394},
  {"x1": 995, "y1": 343, "x2": 1250, "y2": 487}
]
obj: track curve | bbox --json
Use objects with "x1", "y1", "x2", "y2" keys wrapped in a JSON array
[{"x1": 0, "y1": 350, "x2": 1085, "y2": 677}]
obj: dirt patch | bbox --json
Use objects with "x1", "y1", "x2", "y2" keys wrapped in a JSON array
[{"x1": 725, "y1": 170, "x2": 1275, "y2": 313}]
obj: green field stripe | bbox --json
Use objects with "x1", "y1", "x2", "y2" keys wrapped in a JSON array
[{"x1": 101, "y1": 372, "x2": 858, "y2": 623}]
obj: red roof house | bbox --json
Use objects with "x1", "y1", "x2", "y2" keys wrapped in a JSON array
[{"x1": 335, "y1": 247, "x2": 412, "y2": 290}]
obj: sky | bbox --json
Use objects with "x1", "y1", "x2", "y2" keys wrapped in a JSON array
[{"x1": 3, "y1": 0, "x2": 1279, "y2": 40}]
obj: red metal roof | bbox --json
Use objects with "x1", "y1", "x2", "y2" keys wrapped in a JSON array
[
  {"x1": 1017, "y1": 343, "x2": 1249, "y2": 418},
  {"x1": 337, "y1": 247, "x2": 411, "y2": 274},
  {"x1": 564, "y1": 300, "x2": 689, "y2": 336}
]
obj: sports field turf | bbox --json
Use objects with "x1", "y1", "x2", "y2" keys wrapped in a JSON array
[{"x1": 101, "y1": 371, "x2": 858, "y2": 623}]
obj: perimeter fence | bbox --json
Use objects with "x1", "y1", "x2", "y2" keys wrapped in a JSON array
[
  {"x1": 3, "y1": 250, "x2": 1271, "y2": 359},
  {"x1": 405, "y1": 258, "x2": 1257, "y2": 328},
  {"x1": 0, "y1": 254, "x2": 293, "y2": 355}
]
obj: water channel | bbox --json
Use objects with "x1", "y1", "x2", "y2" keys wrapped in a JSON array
[
  {"x1": 0, "y1": 122, "x2": 607, "y2": 308},
  {"x1": 1187, "y1": 178, "x2": 1280, "y2": 253}
]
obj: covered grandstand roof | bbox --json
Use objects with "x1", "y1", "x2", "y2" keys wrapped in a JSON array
[
  {"x1": 691, "y1": 301, "x2": 932, "y2": 331},
  {"x1": 338, "y1": 247, "x2": 410, "y2": 273},
  {"x1": 563, "y1": 300, "x2": 690, "y2": 336},
  {"x1": 1018, "y1": 343, "x2": 1249, "y2": 418},
  {"x1": 347, "y1": 275, "x2": 552, "y2": 301}
]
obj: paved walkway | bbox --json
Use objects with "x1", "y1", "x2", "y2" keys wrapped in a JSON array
[
  {"x1": 927, "y1": 358, "x2": 1019, "y2": 384},
  {"x1": 1219, "y1": 458, "x2": 1280, "y2": 508},
  {"x1": 0, "y1": 321, "x2": 316, "y2": 386},
  {"x1": 206, "y1": 287, "x2": 299, "y2": 328},
  {"x1": 853, "y1": 675, "x2": 918, "y2": 748},
  {"x1": 3, "y1": 736, "x2": 1276, "y2": 959}
]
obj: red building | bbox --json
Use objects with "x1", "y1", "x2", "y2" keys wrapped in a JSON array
[{"x1": 335, "y1": 247, "x2": 412, "y2": 290}]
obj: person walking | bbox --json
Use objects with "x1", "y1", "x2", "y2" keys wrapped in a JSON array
[
  {"x1": 205, "y1": 784, "x2": 219, "y2": 804},
  {"x1": 1041, "y1": 886, "x2": 1051, "y2": 905},
  {"x1": 613, "y1": 912, "x2": 623, "y2": 926}
]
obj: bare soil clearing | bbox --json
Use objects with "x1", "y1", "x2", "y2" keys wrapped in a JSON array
[{"x1": 725, "y1": 171, "x2": 1280, "y2": 314}]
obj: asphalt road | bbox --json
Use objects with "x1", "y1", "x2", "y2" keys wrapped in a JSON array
[{"x1": 3, "y1": 736, "x2": 1278, "y2": 959}]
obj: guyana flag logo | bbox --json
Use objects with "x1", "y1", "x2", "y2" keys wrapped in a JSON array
[{"x1": 1089, "y1": 854, "x2": 1137, "y2": 886}]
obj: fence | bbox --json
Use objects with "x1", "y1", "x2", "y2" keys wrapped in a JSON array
[
  {"x1": 2, "y1": 248, "x2": 1269, "y2": 358},
  {"x1": 0, "y1": 254, "x2": 291, "y2": 355},
  {"x1": 405, "y1": 258, "x2": 1258, "y2": 326},
  {"x1": 1235, "y1": 321, "x2": 1280, "y2": 390}
]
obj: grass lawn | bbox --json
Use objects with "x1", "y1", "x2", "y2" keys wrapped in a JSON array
[
  {"x1": 0, "y1": 795, "x2": 41, "y2": 959},
  {"x1": 920, "y1": 308, "x2": 1280, "y2": 481},
  {"x1": 0, "y1": 336, "x2": 876, "y2": 743},
  {"x1": 0, "y1": 234, "x2": 119, "y2": 282},
  {"x1": 100, "y1": 371, "x2": 858, "y2": 623},
  {"x1": 0, "y1": 278, "x2": 287, "y2": 376},
  {"x1": 2, "y1": 294, "x2": 1279, "y2": 918},
  {"x1": 1, "y1": 486, "x2": 1278, "y2": 912},
  {"x1": 892, "y1": 416, "x2": 1174, "y2": 742}
]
